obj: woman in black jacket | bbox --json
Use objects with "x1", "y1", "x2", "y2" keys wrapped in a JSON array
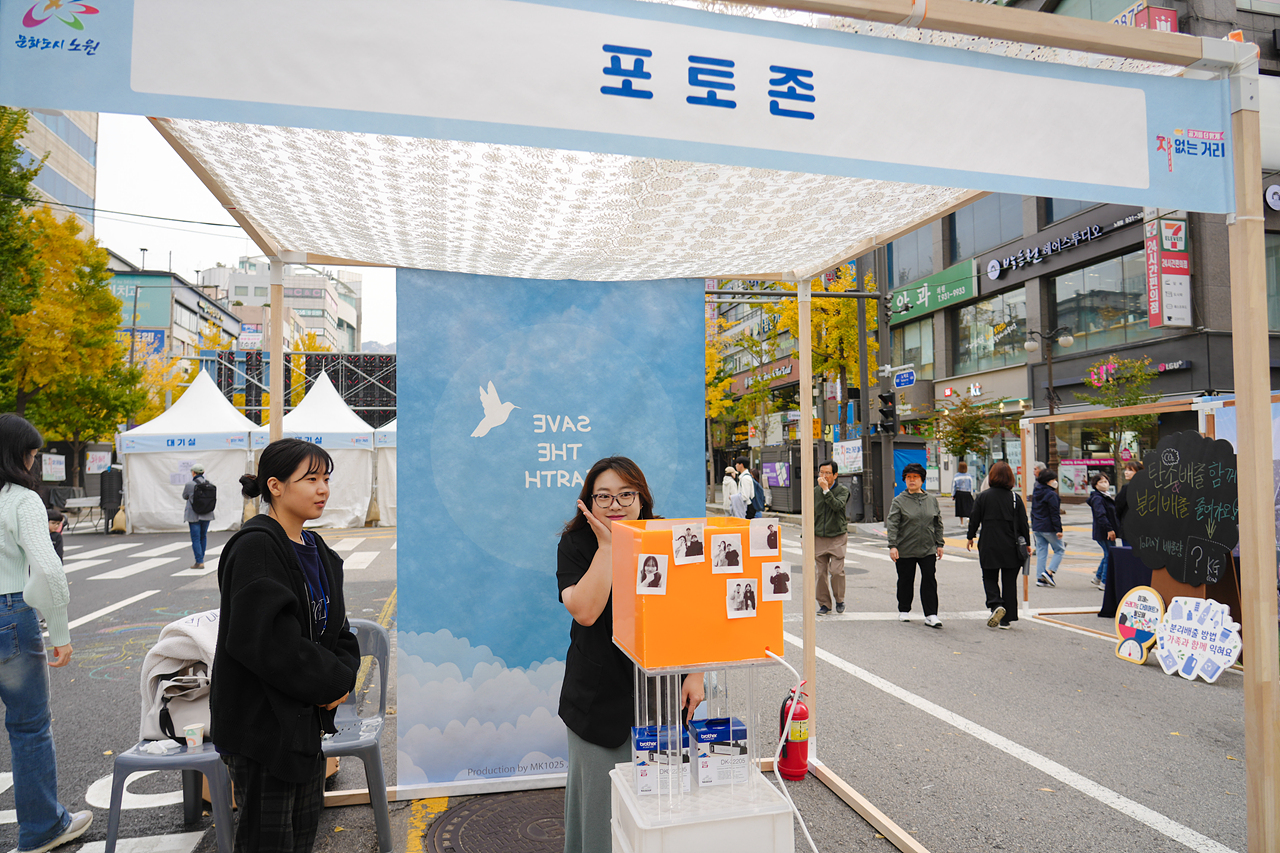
[
  {"x1": 557, "y1": 457, "x2": 703, "y2": 853},
  {"x1": 966, "y1": 462, "x2": 1031, "y2": 629},
  {"x1": 212, "y1": 439, "x2": 360, "y2": 853},
  {"x1": 1086, "y1": 473, "x2": 1119, "y2": 591}
]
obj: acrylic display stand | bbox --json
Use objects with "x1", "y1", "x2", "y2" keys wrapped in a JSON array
[{"x1": 609, "y1": 664, "x2": 795, "y2": 853}]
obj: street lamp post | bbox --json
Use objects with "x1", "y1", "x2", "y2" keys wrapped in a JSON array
[{"x1": 1024, "y1": 326, "x2": 1074, "y2": 470}]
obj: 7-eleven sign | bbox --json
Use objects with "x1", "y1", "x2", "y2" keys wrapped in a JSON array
[{"x1": 1159, "y1": 219, "x2": 1186, "y2": 252}]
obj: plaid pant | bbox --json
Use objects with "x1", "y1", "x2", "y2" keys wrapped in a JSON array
[{"x1": 224, "y1": 753, "x2": 326, "y2": 853}]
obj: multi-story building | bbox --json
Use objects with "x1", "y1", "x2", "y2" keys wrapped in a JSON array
[
  {"x1": 199, "y1": 257, "x2": 363, "y2": 353},
  {"x1": 107, "y1": 250, "x2": 242, "y2": 360},
  {"x1": 18, "y1": 109, "x2": 96, "y2": 234}
]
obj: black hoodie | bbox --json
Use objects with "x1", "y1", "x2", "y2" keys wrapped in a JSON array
[{"x1": 211, "y1": 515, "x2": 360, "y2": 783}]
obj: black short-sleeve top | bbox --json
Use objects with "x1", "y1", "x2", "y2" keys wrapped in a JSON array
[{"x1": 556, "y1": 524, "x2": 636, "y2": 748}]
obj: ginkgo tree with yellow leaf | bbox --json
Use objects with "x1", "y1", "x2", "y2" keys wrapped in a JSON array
[
  {"x1": 2, "y1": 207, "x2": 138, "y2": 417},
  {"x1": 766, "y1": 265, "x2": 880, "y2": 437},
  {"x1": 705, "y1": 314, "x2": 736, "y2": 498}
]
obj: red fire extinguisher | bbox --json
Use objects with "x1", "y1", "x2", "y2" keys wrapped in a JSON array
[{"x1": 778, "y1": 682, "x2": 810, "y2": 781}]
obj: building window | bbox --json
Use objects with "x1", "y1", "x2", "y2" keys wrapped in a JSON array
[
  {"x1": 953, "y1": 288, "x2": 1027, "y2": 375},
  {"x1": 949, "y1": 193, "x2": 1023, "y2": 262},
  {"x1": 889, "y1": 225, "x2": 934, "y2": 289},
  {"x1": 1266, "y1": 234, "x2": 1280, "y2": 330},
  {"x1": 1052, "y1": 249, "x2": 1165, "y2": 353},
  {"x1": 254, "y1": 287, "x2": 268, "y2": 297},
  {"x1": 890, "y1": 318, "x2": 934, "y2": 380},
  {"x1": 1046, "y1": 198, "x2": 1094, "y2": 224},
  {"x1": 234, "y1": 286, "x2": 248, "y2": 296}
]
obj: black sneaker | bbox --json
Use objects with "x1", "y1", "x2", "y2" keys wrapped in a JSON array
[
  {"x1": 986, "y1": 607, "x2": 1006, "y2": 628},
  {"x1": 835, "y1": 602, "x2": 845, "y2": 614},
  {"x1": 818, "y1": 605, "x2": 831, "y2": 615}
]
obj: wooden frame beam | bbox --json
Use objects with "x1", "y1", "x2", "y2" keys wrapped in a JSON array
[{"x1": 729, "y1": 0, "x2": 1203, "y2": 66}]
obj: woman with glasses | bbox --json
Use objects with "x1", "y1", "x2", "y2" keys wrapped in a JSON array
[{"x1": 556, "y1": 457, "x2": 704, "y2": 853}]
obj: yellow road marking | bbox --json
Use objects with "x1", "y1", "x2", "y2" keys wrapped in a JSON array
[{"x1": 406, "y1": 797, "x2": 450, "y2": 853}]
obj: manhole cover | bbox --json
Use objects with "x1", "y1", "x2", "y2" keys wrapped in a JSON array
[{"x1": 426, "y1": 789, "x2": 565, "y2": 853}]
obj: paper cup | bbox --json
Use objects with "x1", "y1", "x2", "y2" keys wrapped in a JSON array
[{"x1": 184, "y1": 723, "x2": 205, "y2": 747}]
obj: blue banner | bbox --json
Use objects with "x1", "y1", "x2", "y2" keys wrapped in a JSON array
[
  {"x1": 394, "y1": 271, "x2": 705, "y2": 789},
  {"x1": 0, "y1": 0, "x2": 1237, "y2": 213}
]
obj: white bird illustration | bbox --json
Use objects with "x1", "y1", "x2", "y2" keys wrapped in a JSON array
[{"x1": 471, "y1": 381, "x2": 520, "y2": 438}]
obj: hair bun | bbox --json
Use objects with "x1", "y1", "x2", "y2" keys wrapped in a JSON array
[{"x1": 239, "y1": 474, "x2": 261, "y2": 499}]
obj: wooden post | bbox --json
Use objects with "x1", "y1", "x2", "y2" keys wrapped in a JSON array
[
  {"x1": 1226, "y1": 59, "x2": 1280, "y2": 853},
  {"x1": 798, "y1": 278, "x2": 819, "y2": 757},
  {"x1": 269, "y1": 257, "x2": 285, "y2": 442}
]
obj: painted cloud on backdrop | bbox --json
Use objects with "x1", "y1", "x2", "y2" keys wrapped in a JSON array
[{"x1": 396, "y1": 629, "x2": 568, "y2": 785}]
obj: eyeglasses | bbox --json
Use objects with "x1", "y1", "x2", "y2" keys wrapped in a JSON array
[{"x1": 591, "y1": 491, "x2": 639, "y2": 508}]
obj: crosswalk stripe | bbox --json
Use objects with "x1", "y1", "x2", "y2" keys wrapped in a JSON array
[
  {"x1": 62, "y1": 559, "x2": 111, "y2": 574},
  {"x1": 391, "y1": 541, "x2": 397, "y2": 550},
  {"x1": 331, "y1": 538, "x2": 364, "y2": 552},
  {"x1": 63, "y1": 544, "x2": 83, "y2": 551},
  {"x1": 172, "y1": 565, "x2": 217, "y2": 577},
  {"x1": 344, "y1": 551, "x2": 378, "y2": 570},
  {"x1": 67, "y1": 590, "x2": 160, "y2": 630},
  {"x1": 133, "y1": 542, "x2": 196, "y2": 558},
  {"x1": 90, "y1": 558, "x2": 179, "y2": 580},
  {"x1": 67, "y1": 542, "x2": 141, "y2": 560},
  {"x1": 78, "y1": 831, "x2": 205, "y2": 853}
]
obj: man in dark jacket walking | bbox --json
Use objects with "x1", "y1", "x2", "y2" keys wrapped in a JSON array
[
  {"x1": 814, "y1": 460, "x2": 850, "y2": 615},
  {"x1": 1031, "y1": 468, "x2": 1064, "y2": 587}
]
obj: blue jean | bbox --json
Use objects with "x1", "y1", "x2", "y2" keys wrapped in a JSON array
[
  {"x1": 1033, "y1": 531, "x2": 1065, "y2": 578},
  {"x1": 189, "y1": 520, "x2": 210, "y2": 564},
  {"x1": 0, "y1": 594, "x2": 71, "y2": 851},
  {"x1": 1094, "y1": 539, "x2": 1110, "y2": 584}
]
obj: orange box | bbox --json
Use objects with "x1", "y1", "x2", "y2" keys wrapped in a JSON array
[{"x1": 612, "y1": 517, "x2": 785, "y2": 671}]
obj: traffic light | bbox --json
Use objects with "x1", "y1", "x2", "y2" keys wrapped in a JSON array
[{"x1": 877, "y1": 391, "x2": 897, "y2": 435}]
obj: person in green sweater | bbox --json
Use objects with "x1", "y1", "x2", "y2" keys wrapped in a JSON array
[
  {"x1": 814, "y1": 460, "x2": 851, "y2": 615},
  {"x1": 886, "y1": 462, "x2": 946, "y2": 628},
  {"x1": 0, "y1": 414, "x2": 92, "y2": 853}
]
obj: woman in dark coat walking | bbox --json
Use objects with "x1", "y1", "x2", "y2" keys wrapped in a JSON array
[
  {"x1": 966, "y1": 462, "x2": 1031, "y2": 629},
  {"x1": 1086, "y1": 473, "x2": 1118, "y2": 590},
  {"x1": 1030, "y1": 468, "x2": 1064, "y2": 587}
]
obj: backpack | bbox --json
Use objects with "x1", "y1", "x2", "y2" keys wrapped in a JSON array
[
  {"x1": 190, "y1": 477, "x2": 217, "y2": 515},
  {"x1": 750, "y1": 480, "x2": 765, "y2": 514}
]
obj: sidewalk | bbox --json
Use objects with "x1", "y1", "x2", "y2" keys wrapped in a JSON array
[{"x1": 708, "y1": 485, "x2": 1101, "y2": 555}]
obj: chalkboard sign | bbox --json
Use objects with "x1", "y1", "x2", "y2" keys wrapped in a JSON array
[{"x1": 1125, "y1": 430, "x2": 1238, "y2": 587}]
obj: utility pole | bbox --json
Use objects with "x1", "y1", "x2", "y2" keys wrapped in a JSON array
[
  {"x1": 875, "y1": 248, "x2": 895, "y2": 520},
  {"x1": 856, "y1": 255, "x2": 873, "y2": 520}
]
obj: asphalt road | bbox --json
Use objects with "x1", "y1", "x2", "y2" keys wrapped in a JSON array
[
  {"x1": 0, "y1": 525, "x2": 399, "y2": 853},
  {"x1": 760, "y1": 520, "x2": 1246, "y2": 853},
  {"x1": 0, "y1": 518, "x2": 1247, "y2": 853}
]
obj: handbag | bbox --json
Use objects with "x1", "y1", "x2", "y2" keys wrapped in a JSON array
[
  {"x1": 1011, "y1": 492, "x2": 1031, "y2": 575},
  {"x1": 146, "y1": 664, "x2": 211, "y2": 741}
]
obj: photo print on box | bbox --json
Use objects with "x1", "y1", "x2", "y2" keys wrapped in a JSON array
[
  {"x1": 726, "y1": 577, "x2": 758, "y2": 618},
  {"x1": 761, "y1": 562, "x2": 791, "y2": 601},
  {"x1": 749, "y1": 518, "x2": 780, "y2": 557},
  {"x1": 637, "y1": 553, "x2": 669, "y2": 595},
  {"x1": 710, "y1": 533, "x2": 743, "y2": 573},
  {"x1": 672, "y1": 523, "x2": 705, "y2": 565}
]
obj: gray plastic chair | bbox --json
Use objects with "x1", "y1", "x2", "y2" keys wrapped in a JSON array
[
  {"x1": 104, "y1": 740, "x2": 234, "y2": 853},
  {"x1": 323, "y1": 618, "x2": 393, "y2": 853}
]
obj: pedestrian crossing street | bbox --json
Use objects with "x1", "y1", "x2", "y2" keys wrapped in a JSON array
[{"x1": 60, "y1": 535, "x2": 391, "y2": 580}]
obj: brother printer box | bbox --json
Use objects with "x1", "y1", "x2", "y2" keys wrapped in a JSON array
[
  {"x1": 631, "y1": 725, "x2": 690, "y2": 795},
  {"x1": 690, "y1": 717, "x2": 749, "y2": 787}
]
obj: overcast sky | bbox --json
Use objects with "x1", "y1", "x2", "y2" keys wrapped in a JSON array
[{"x1": 92, "y1": 113, "x2": 397, "y2": 346}]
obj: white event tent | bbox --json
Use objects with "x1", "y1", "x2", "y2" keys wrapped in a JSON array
[
  {"x1": 375, "y1": 419, "x2": 396, "y2": 528},
  {"x1": 116, "y1": 370, "x2": 255, "y2": 534},
  {"x1": 251, "y1": 372, "x2": 374, "y2": 530}
]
